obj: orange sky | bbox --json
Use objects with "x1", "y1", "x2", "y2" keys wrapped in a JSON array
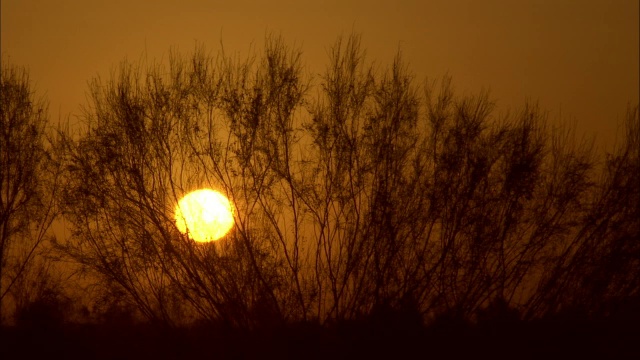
[{"x1": 2, "y1": 0, "x2": 638, "y2": 151}]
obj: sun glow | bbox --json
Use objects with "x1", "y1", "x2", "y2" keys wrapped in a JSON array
[{"x1": 175, "y1": 189, "x2": 234, "y2": 242}]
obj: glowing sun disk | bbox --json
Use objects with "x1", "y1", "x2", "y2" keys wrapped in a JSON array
[{"x1": 175, "y1": 189, "x2": 234, "y2": 242}]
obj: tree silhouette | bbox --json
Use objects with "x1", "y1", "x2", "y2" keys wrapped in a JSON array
[
  {"x1": 53, "y1": 34, "x2": 640, "y2": 332},
  {"x1": 526, "y1": 107, "x2": 640, "y2": 319},
  {"x1": 0, "y1": 61, "x2": 62, "y2": 324}
]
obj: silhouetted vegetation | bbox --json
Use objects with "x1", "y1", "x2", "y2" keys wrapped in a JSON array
[
  {"x1": 1, "y1": 35, "x2": 638, "y2": 358},
  {"x1": 0, "y1": 61, "x2": 63, "y2": 324}
]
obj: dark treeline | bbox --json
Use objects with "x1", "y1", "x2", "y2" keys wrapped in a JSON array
[{"x1": 1, "y1": 35, "x2": 638, "y2": 358}]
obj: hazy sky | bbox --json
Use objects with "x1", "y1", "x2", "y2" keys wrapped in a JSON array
[{"x1": 2, "y1": 0, "x2": 638, "y2": 150}]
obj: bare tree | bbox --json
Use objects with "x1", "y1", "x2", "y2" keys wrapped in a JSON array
[
  {"x1": 56, "y1": 34, "x2": 639, "y2": 328},
  {"x1": 526, "y1": 106, "x2": 640, "y2": 318},
  {"x1": 57, "y1": 37, "x2": 310, "y2": 327},
  {"x1": 0, "y1": 61, "x2": 61, "y2": 323}
]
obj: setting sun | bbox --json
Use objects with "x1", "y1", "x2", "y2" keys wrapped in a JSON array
[{"x1": 175, "y1": 189, "x2": 234, "y2": 242}]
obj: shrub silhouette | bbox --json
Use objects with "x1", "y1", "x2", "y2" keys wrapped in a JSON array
[
  {"x1": 0, "y1": 61, "x2": 62, "y2": 325},
  {"x1": 46, "y1": 34, "x2": 639, "y2": 336}
]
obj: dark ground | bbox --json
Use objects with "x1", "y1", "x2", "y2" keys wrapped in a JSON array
[{"x1": 2, "y1": 313, "x2": 639, "y2": 360}]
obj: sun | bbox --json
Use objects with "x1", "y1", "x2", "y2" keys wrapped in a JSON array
[{"x1": 175, "y1": 189, "x2": 234, "y2": 242}]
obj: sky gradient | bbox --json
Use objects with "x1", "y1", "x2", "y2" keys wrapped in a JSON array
[{"x1": 2, "y1": 0, "x2": 638, "y2": 150}]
